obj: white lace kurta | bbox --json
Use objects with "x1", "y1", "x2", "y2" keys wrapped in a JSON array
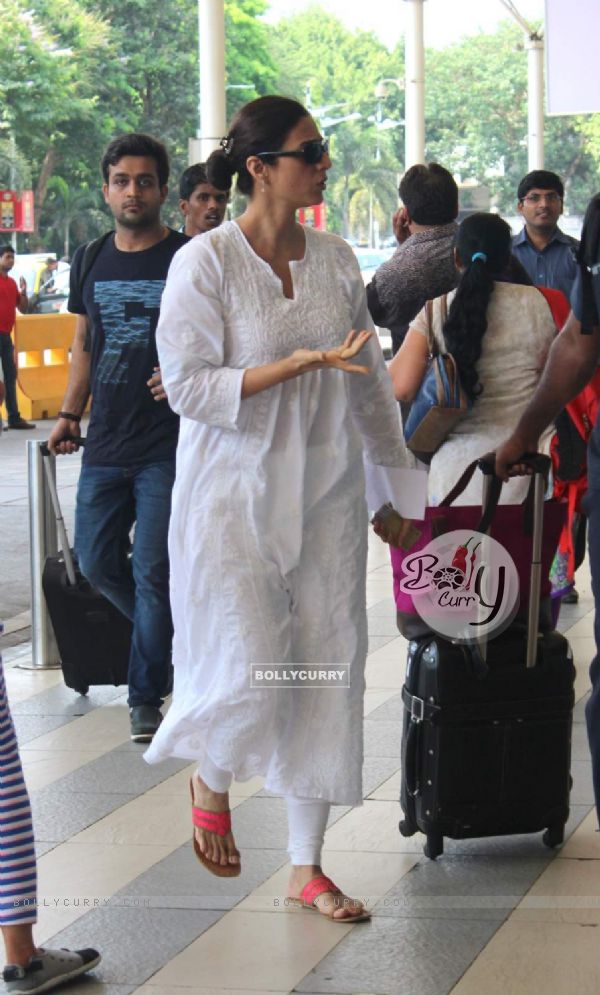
[
  {"x1": 410, "y1": 282, "x2": 557, "y2": 506},
  {"x1": 144, "y1": 221, "x2": 406, "y2": 805}
]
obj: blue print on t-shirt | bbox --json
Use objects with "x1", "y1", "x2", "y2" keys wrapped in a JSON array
[{"x1": 94, "y1": 280, "x2": 165, "y2": 384}]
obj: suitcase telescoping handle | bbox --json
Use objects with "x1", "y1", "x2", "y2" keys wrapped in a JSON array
[
  {"x1": 478, "y1": 452, "x2": 551, "y2": 668},
  {"x1": 39, "y1": 438, "x2": 86, "y2": 588}
]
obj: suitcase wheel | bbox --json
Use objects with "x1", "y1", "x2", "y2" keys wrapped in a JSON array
[
  {"x1": 72, "y1": 685, "x2": 89, "y2": 696},
  {"x1": 542, "y1": 824, "x2": 565, "y2": 849},
  {"x1": 423, "y1": 832, "x2": 444, "y2": 860},
  {"x1": 399, "y1": 818, "x2": 417, "y2": 838}
]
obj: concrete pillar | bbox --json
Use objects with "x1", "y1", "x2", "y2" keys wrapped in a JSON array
[
  {"x1": 527, "y1": 36, "x2": 545, "y2": 170},
  {"x1": 403, "y1": 0, "x2": 426, "y2": 168},
  {"x1": 197, "y1": 0, "x2": 226, "y2": 163}
]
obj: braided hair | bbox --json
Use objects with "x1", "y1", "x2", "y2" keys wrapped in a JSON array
[{"x1": 442, "y1": 212, "x2": 512, "y2": 402}]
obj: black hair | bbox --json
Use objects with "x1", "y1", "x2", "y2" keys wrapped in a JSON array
[
  {"x1": 0, "y1": 244, "x2": 14, "y2": 257},
  {"x1": 399, "y1": 163, "x2": 458, "y2": 226},
  {"x1": 517, "y1": 169, "x2": 564, "y2": 201},
  {"x1": 179, "y1": 162, "x2": 231, "y2": 200},
  {"x1": 442, "y1": 212, "x2": 512, "y2": 402},
  {"x1": 101, "y1": 133, "x2": 170, "y2": 187},
  {"x1": 205, "y1": 95, "x2": 309, "y2": 196}
]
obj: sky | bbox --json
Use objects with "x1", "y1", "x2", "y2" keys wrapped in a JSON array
[{"x1": 263, "y1": 0, "x2": 544, "y2": 49}]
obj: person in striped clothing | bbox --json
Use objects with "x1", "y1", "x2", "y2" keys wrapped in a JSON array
[{"x1": 0, "y1": 644, "x2": 100, "y2": 994}]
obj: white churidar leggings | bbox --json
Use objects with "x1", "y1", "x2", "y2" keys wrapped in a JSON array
[{"x1": 198, "y1": 759, "x2": 330, "y2": 865}]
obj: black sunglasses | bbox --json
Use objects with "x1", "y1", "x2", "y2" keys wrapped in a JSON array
[{"x1": 256, "y1": 138, "x2": 329, "y2": 165}]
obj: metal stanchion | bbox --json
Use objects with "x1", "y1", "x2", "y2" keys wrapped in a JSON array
[{"x1": 27, "y1": 440, "x2": 61, "y2": 669}]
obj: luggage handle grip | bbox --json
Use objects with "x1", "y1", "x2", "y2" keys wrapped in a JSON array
[
  {"x1": 478, "y1": 452, "x2": 551, "y2": 477},
  {"x1": 40, "y1": 435, "x2": 86, "y2": 458}
]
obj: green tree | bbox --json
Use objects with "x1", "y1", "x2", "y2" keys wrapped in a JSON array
[
  {"x1": 271, "y1": 5, "x2": 403, "y2": 235},
  {"x1": 424, "y1": 21, "x2": 600, "y2": 214},
  {"x1": 40, "y1": 176, "x2": 104, "y2": 257},
  {"x1": 0, "y1": 0, "x2": 113, "y2": 238},
  {"x1": 1, "y1": 0, "x2": 276, "y2": 247},
  {"x1": 0, "y1": 138, "x2": 32, "y2": 189},
  {"x1": 326, "y1": 123, "x2": 397, "y2": 238},
  {"x1": 225, "y1": 0, "x2": 277, "y2": 117},
  {"x1": 77, "y1": 0, "x2": 276, "y2": 211}
]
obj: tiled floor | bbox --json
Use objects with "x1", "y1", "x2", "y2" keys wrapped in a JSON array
[{"x1": 0, "y1": 428, "x2": 598, "y2": 993}]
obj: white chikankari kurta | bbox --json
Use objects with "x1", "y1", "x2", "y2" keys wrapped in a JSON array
[{"x1": 144, "y1": 221, "x2": 405, "y2": 805}]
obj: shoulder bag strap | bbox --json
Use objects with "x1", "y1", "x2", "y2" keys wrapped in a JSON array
[
  {"x1": 440, "y1": 292, "x2": 448, "y2": 326},
  {"x1": 426, "y1": 299, "x2": 439, "y2": 357}
]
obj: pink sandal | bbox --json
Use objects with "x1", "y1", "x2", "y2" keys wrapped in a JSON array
[
  {"x1": 288, "y1": 874, "x2": 371, "y2": 923},
  {"x1": 189, "y1": 779, "x2": 241, "y2": 878}
]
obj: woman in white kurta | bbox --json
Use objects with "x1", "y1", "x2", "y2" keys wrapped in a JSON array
[
  {"x1": 144, "y1": 96, "x2": 406, "y2": 920},
  {"x1": 389, "y1": 212, "x2": 557, "y2": 505}
]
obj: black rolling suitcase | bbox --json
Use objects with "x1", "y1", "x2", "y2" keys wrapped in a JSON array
[
  {"x1": 399, "y1": 454, "x2": 576, "y2": 859},
  {"x1": 40, "y1": 442, "x2": 131, "y2": 694}
]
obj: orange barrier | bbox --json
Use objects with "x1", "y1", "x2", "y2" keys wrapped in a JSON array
[{"x1": 1, "y1": 313, "x2": 78, "y2": 421}]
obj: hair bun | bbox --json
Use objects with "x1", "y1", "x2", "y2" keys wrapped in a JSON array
[{"x1": 206, "y1": 147, "x2": 236, "y2": 188}]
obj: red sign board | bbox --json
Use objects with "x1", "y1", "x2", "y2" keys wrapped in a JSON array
[
  {"x1": 298, "y1": 203, "x2": 326, "y2": 230},
  {"x1": 0, "y1": 190, "x2": 35, "y2": 232}
]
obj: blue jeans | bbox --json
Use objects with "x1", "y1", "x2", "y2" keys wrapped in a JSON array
[{"x1": 75, "y1": 460, "x2": 175, "y2": 708}]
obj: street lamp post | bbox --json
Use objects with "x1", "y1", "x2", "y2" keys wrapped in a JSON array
[
  {"x1": 369, "y1": 80, "x2": 404, "y2": 247},
  {"x1": 372, "y1": 79, "x2": 405, "y2": 162}
]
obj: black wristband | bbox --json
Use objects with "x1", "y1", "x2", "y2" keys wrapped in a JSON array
[{"x1": 58, "y1": 411, "x2": 81, "y2": 423}]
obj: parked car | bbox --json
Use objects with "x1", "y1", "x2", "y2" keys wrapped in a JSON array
[
  {"x1": 30, "y1": 263, "x2": 70, "y2": 314},
  {"x1": 10, "y1": 254, "x2": 70, "y2": 315}
]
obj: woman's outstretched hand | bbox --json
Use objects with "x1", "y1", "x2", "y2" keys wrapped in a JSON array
[
  {"x1": 290, "y1": 330, "x2": 373, "y2": 376},
  {"x1": 242, "y1": 331, "x2": 374, "y2": 400}
]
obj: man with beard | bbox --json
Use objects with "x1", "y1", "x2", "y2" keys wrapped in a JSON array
[
  {"x1": 512, "y1": 169, "x2": 579, "y2": 300},
  {"x1": 48, "y1": 134, "x2": 188, "y2": 743},
  {"x1": 178, "y1": 163, "x2": 230, "y2": 237}
]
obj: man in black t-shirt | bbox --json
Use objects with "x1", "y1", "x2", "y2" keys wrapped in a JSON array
[
  {"x1": 496, "y1": 192, "x2": 600, "y2": 826},
  {"x1": 48, "y1": 133, "x2": 188, "y2": 743}
]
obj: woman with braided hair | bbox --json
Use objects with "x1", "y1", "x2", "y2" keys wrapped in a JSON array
[{"x1": 389, "y1": 212, "x2": 558, "y2": 506}]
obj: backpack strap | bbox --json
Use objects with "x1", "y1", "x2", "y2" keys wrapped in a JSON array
[
  {"x1": 79, "y1": 231, "x2": 114, "y2": 297},
  {"x1": 76, "y1": 231, "x2": 113, "y2": 350}
]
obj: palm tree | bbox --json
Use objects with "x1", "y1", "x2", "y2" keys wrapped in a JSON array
[
  {"x1": 329, "y1": 123, "x2": 398, "y2": 243},
  {"x1": 42, "y1": 177, "x2": 103, "y2": 258}
]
